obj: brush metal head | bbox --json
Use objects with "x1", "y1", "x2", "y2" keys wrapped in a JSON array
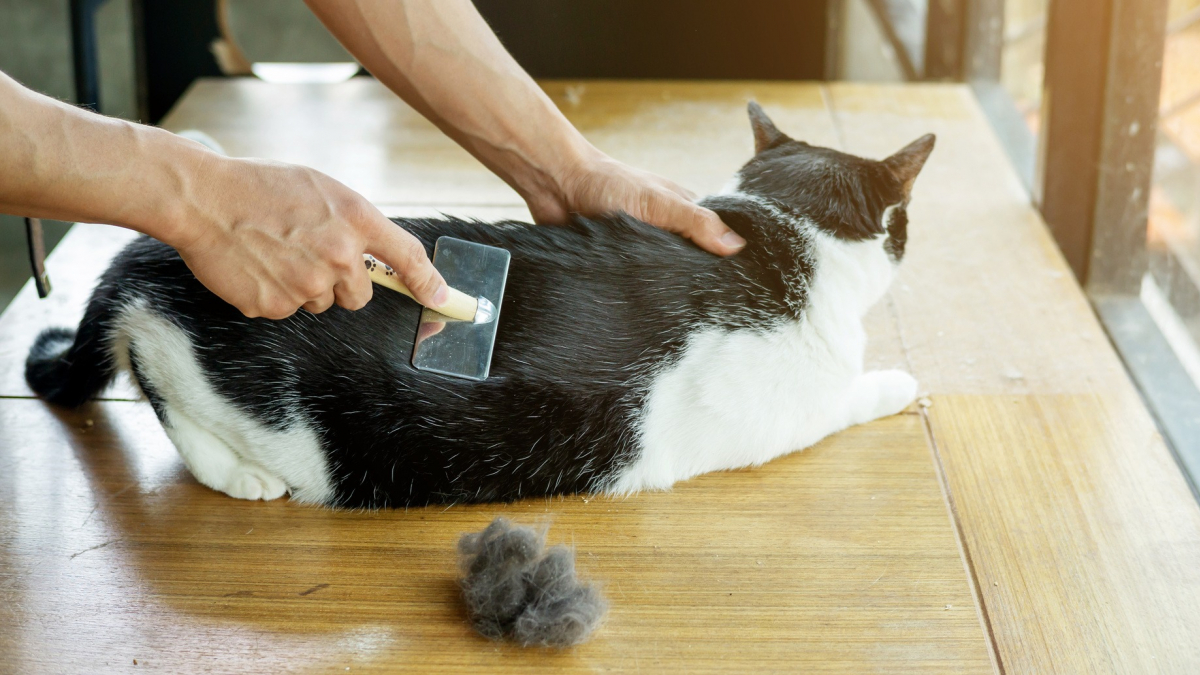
[{"x1": 411, "y1": 237, "x2": 510, "y2": 381}]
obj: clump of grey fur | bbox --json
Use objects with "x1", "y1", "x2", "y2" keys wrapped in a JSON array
[{"x1": 457, "y1": 517, "x2": 607, "y2": 647}]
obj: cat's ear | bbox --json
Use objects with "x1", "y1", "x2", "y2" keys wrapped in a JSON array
[
  {"x1": 748, "y1": 101, "x2": 790, "y2": 154},
  {"x1": 883, "y1": 134, "x2": 936, "y2": 193}
]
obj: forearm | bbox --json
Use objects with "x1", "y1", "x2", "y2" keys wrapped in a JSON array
[
  {"x1": 0, "y1": 70, "x2": 216, "y2": 248},
  {"x1": 1, "y1": 69, "x2": 450, "y2": 318},
  {"x1": 304, "y1": 0, "x2": 595, "y2": 207},
  {"x1": 310, "y1": 0, "x2": 743, "y2": 255}
]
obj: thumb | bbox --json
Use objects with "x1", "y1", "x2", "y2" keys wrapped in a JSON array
[
  {"x1": 689, "y1": 205, "x2": 746, "y2": 256},
  {"x1": 366, "y1": 217, "x2": 450, "y2": 309},
  {"x1": 648, "y1": 194, "x2": 745, "y2": 256}
]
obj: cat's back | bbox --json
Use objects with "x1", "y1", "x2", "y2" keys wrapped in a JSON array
[
  {"x1": 102, "y1": 214, "x2": 724, "y2": 395},
  {"x1": 402, "y1": 214, "x2": 726, "y2": 382}
]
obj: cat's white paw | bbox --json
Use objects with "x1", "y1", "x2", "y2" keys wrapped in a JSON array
[
  {"x1": 847, "y1": 369, "x2": 919, "y2": 424},
  {"x1": 870, "y1": 369, "x2": 919, "y2": 419},
  {"x1": 223, "y1": 464, "x2": 288, "y2": 501}
]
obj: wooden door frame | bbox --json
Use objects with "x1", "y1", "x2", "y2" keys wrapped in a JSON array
[
  {"x1": 956, "y1": 0, "x2": 1200, "y2": 493},
  {"x1": 868, "y1": 0, "x2": 1169, "y2": 290},
  {"x1": 1035, "y1": 0, "x2": 1169, "y2": 291}
]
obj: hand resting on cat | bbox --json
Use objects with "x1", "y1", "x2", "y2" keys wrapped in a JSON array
[{"x1": 26, "y1": 103, "x2": 935, "y2": 508}]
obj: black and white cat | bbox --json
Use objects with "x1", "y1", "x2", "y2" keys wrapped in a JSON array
[{"x1": 26, "y1": 103, "x2": 934, "y2": 509}]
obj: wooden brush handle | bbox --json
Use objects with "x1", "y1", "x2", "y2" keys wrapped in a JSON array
[{"x1": 363, "y1": 254, "x2": 477, "y2": 322}]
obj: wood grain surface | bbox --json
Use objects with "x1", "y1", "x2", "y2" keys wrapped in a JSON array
[
  {"x1": 0, "y1": 400, "x2": 989, "y2": 673},
  {"x1": 824, "y1": 82, "x2": 1200, "y2": 672},
  {"x1": 2, "y1": 78, "x2": 1199, "y2": 673},
  {"x1": 928, "y1": 394, "x2": 1200, "y2": 672}
]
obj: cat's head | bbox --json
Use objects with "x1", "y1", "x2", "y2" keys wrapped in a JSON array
[{"x1": 725, "y1": 101, "x2": 935, "y2": 263}]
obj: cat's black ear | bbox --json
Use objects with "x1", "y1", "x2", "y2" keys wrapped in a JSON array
[
  {"x1": 748, "y1": 101, "x2": 790, "y2": 154},
  {"x1": 884, "y1": 134, "x2": 936, "y2": 193}
]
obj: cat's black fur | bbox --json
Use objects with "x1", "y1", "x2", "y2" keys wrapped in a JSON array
[{"x1": 26, "y1": 105, "x2": 933, "y2": 508}]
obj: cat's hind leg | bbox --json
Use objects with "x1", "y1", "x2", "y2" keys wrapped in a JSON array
[
  {"x1": 113, "y1": 302, "x2": 293, "y2": 501},
  {"x1": 161, "y1": 405, "x2": 288, "y2": 501}
]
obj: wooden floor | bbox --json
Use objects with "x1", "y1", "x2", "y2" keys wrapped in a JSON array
[{"x1": 2, "y1": 79, "x2": 1199, "y2": 673}]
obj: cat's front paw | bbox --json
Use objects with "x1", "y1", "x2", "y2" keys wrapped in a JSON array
[
  {"x1": 848, "y1": 369, "x2": 919, "y2": 424},
  {"x1": 870, "y1": 370, "x2": 918, "y2": 419}
]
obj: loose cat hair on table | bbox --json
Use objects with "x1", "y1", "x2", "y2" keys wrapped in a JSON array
[{"x1": 26, "y1": 103, "x2": 934, "y2": 508}]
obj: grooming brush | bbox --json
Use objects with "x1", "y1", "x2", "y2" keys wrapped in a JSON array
[{"x1": 364, "y1": 236, "x2": 510, "y2": 381}]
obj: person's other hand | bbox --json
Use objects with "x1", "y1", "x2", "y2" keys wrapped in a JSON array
[
  {"x1": 302, "y1": 1, "x2": 741, "y2": 257},
  {"x1": 170, "y1": 157, "x2": 448, "y2": 320},
  {"x1": 527, "y1": 151, "x2": 746, "y2": 256}
]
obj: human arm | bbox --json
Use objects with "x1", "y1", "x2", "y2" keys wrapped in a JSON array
[
  {"x1": 0, "y1": 69, "x2": 449, "y2": 319},
  {"x1": 303, "y1": 0, "x2": 746, "y2": 255}
]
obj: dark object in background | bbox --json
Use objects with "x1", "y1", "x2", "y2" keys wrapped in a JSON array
[
  {"x1": 74, "y1": 1, "x2": 827, "y2": 124},
  {"x1": 140, "y1": 0, "x2": 224, "y2": 123},
  {"x1": 69, "y1": 0, "x2": 108, "y2": 111},
  {"x1": 68, "y1": 0, "x2": 222, "y2": 123},
  {"x1": 474, "y1": 0, "x2": 827, "y2": 80},
  {"x1": 458, "y1": 518, "x2": 607, "y2": 647},
  {"x1": 25, "y1": 218, "x2": 52, "y2": 299}
]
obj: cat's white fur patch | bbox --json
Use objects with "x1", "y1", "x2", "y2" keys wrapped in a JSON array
[
  {"x1": 609, "y1": 206, "x2": 915, "y2": 494},
  {"x1": 882, "y1": 203, "x2": 899, "y2": 229},
  {"x1": 110, "y1": 301, "x2": 334, "y2": 503}
]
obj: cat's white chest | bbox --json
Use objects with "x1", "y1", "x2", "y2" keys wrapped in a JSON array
[
  {"x1": 607, "y1": 233, "x2": 892, "y2": 495},
  {"x1": 609, "y1": 313, "x2": 866, "y2": 494}
]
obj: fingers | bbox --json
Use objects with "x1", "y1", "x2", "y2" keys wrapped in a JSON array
[
  {"x1": 571, "y1": 157, "x2": 744, "y2": 256},
  {"x1": 691, "y1": 205, "x2": 747, "y2": 256},
  {"x1": 365, "y1": 213, "x2": 450, "y2": 309},
  {"x1": 333, "y1": 264, "x2": 373, "y2": 311},
  {"x1": 645, "y1": 191, "x2": 746, "y2": 256},
  {"x1": 252, "y1": 254, "x2": 368, "y2": 318},
  {"x1": 253, "y1": 296, "x2": 299, "y2": 321},
  {"x1": 176, "y1": 163, "x2": 397, "y2": 320},
  {"x1": 302, "y1": 289, "x2": 336, "y2": 315},
  {"x1": 665, "y1": 182, "x2": 697, "y2": 202}
]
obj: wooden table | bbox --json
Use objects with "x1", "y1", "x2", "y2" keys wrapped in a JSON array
[{"x1": 1, "y1": 79, "x2": 1198, "y2": 673}]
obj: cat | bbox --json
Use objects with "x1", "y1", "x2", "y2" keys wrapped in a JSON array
[{"x1": 26, "y1": 103, "x2": 934, "y2": 509}]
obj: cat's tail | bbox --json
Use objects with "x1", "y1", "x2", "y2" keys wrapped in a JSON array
[{"x1": 25, "y1": 302, "x2": 117, "y2": 407}]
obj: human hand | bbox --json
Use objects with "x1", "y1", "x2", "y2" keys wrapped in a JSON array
[
  {"x1": 168, "y1": 157, "x2": 449, "y2": 320},
  {"x1": 527, "y1": 151, "x2": 746, "y2": 256},
  {"x1": 303, "y1": 0, "x2": 743, "y2": 256},
  {"x1": 0, "y1": 71, "x2": 443, "y2": 320}
]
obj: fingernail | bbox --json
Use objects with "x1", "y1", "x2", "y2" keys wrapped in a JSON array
[
  {"x1": 431, "y1": 283, "x2": 450, "y2": 307},
  {"x1": 721, "y1": 231, "x2": 747, "y2": 250}
]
